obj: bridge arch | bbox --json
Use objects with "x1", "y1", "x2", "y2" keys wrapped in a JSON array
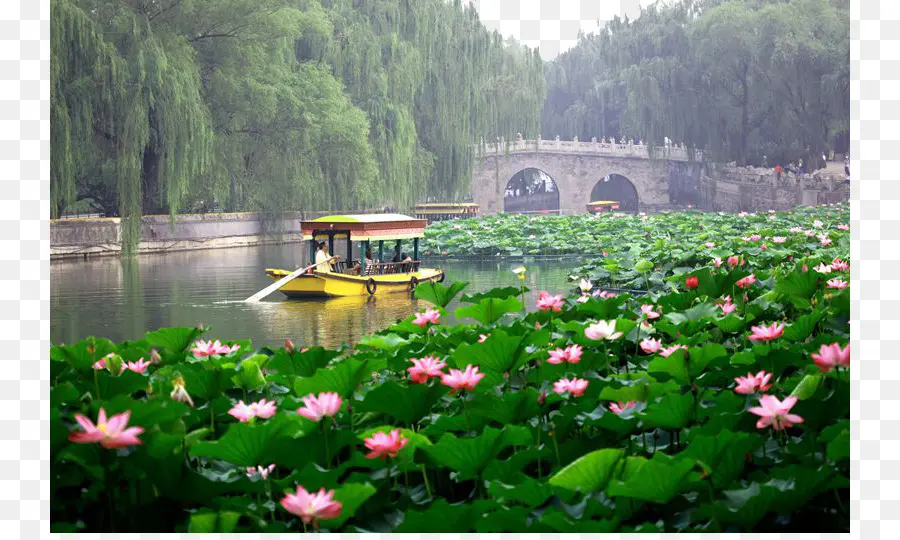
[
  {"x1": 503, "y1": 167, "x2": 560, "y2": 214},
  {"x1": 590, "y1": 174, "x2": 639, "y2": 213}
]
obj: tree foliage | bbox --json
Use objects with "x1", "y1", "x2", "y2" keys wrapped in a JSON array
[
  {"x1": 51, "y1": 0, "x2": 546, "y2": 247},
  {"x1": 542, "y1": 0, "x2": 849, "y2": 168}
]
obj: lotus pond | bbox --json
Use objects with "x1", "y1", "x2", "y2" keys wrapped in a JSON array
[{"x1": 51, "y1": 204, "x2": 850, "y2": 533}]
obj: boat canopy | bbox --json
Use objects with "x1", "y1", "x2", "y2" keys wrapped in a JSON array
[
  {"x1": 587, "y1": 200, "x2": 619, "y2": 206},
  {"x1": 413, "y1": 203, "x2": 479, "y2": 215},
  {"x1": 301, "y1": 213, "x2": 427, "y2": 241}
]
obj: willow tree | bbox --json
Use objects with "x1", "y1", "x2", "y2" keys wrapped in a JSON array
[
  {"x1": 52, "y1": 0, "x2": 213, "y2": 253},
  {"x1": 52, "y1": 0, "x2": 546, "y2": 249},
  {"x1": 173, "y1": 0, "x2": 378, "y2": 217}
]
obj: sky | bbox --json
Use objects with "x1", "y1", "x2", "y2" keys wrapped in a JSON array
[{"x1": 466, "y1": 0, "x2": 654, "y2": 60}]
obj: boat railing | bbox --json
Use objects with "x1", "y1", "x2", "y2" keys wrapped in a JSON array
[
  {"x1": 329, "y1": 260, "x2": 423, "y2": 276},
  {"x1": 366, "y1": 261, "x2": 421, "y2": 275}
]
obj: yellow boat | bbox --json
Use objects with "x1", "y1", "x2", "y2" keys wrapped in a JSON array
[
  {"x1": 414, "y1": 202, "x2": 480, "y2": 223},
  {"x1": 586, "y1": 200, "x2": 620, "y2": 214},
  {"x1": 264, "y1": 213, "x2": 444, "y2": 298}
]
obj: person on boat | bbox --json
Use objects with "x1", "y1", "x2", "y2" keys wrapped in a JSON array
[
  {"x1": 314, "y1": 242, "x2": 335, "y2": 273},
  {"x1": 365, "y1": 249, "x2": 377, "y2": 273}
]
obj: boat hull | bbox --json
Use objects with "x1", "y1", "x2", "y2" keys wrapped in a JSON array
[{"x1": 264, "y1": 267, "x2": 444, "y2": 298}]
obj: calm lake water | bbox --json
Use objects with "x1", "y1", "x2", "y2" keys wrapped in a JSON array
[{"x1": 51, "y1": 244, "x2": 578, "y2": 349}]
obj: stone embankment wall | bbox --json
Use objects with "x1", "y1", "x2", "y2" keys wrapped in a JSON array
[
  {"x1": 51, "y1": 212, "x2": 313, "y2": 260},
  {"x1": 699, "y1": 165, "x2": 849, "y2": 212}
]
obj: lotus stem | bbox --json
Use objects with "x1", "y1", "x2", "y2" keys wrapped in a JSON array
[
  {"x1": 552, "y1": 431, "x2": 561, "y2": 469},
  {"x1": 323, "y1": 421, "x2": 332, "y2": 468},
  {"x1": 421, "y1": 464, "x2": 432, "y2": 499}
]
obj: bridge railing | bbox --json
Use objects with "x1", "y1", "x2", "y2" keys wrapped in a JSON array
[{"x1": 475, "y1": 139, "x2": 702, "y2": 162}]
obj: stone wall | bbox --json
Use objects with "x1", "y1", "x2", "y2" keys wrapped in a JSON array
[
  {"x1": 699, "y1": 165, "x2": 849, "y2": 212},
  {"x1": 52, "y1": 212, "x2": 306, "y2": 260}
]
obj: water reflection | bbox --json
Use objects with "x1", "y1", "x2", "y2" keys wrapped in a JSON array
[{"x1": 51, "y1": 245, "x2": 578, "y2": 349}]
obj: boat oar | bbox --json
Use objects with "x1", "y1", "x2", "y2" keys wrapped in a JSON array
[{"x1": 244, "y1": 256, "x2": 337, "y2": 303}]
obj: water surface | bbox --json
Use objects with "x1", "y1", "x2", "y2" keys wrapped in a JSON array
[{"x1": 51, "y1": 244, "x2": 578, "y2": 349}]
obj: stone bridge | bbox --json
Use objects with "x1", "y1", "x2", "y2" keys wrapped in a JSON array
[{"x1": 471, "y1": 139, "x2": 703, "y2": 214}]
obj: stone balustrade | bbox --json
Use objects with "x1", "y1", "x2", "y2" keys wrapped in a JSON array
[{"x1": 475, "y1": 138, "x2": 701, "y2": 162}]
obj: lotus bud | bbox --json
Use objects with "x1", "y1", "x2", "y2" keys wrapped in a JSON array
[
  {"x1": 285, "y1": 339, "x2": 295, "y2": 354},
  {"x1": 150, "y1": 349, "x2": 161, "y2": 364},
  {"x1": 170, "y1": 376, "x2": 194, "y2": 408}
]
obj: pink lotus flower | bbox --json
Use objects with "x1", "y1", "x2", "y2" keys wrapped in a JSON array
[
  {"x1": 536, "y1": 291, "x2": 564, "y2": 312},
  {"x1": 748, "y1": 395, "x2": 804, "y2": 431},
  {"x1": 407, "y1": 356, "x2": 447, "y2": 384},
  {"x1": 548, "y1": 344, "x2": 583, "y2": 365},
  {"x1": 565, "y1": 344, "x2": 583, "y2": 363},
  {"x1": 602, "y1": 251, "x2": 609, "y2": 257},
  {"x1": 412, "y1": 308, "x2": 441, "y2": 328},
  {"x1": 477, "y1": 334, "x2": 490, "y2": 343},
  {"x1": 826, "y1": 278, "x2": 848, "y2": 289},
  {"x1": 712, "y1": 257, "x2": 723, "y2": 268},
  {"x1": 790, "y1": 226, "x2": 803, "y2": 233},
  {"x1": 68, "y1": 408, "x2": 144, "y2": 449},
  {"x1": 748, "y1": 322, "x2": 785, "y2": 342},
  {"x1": 576, "y1": 294, "x2": 590, "y2": 303},
  {"x1": 811, "y1": 343, "x2": 850, "y2": 372},
  {"x1": 814, "y1": 263, "x2": 832, "y2": 274},
  {"x1": 733, "y1": 371, "x2": 773, "y2": 395},
  {"x1": 772, "y1": 236, "x2": 787, "y2": 244},
  {"x1": 641, "y1": 304, "x2": 660, "y2": 319},
  {"x1": 831, "y1": 258, "x2": 849, "y2": 271},
  {"x1": 705, "y1": 242, "x2": 715, "y2": 248},
  {"x1": 813, "y1": 220, "x2": 824, "y2": 228},
  {"x1": 837, "y1": 224, "x2": 850, "y2": 231},
  {"x1": 595, "y1": 290, "x2": 618, "y2": 299},
  {"x1": 441, "y1": 365, "x2": 485, "y2": 393},
  {"x1": 191, "y1": 340, "x2": 240, "y2": 358},
  {"x1": 285, "y1": 339, "x2": 295, "y2": 353},
  {"x1": 281, "y1": 485, "x2": 343, "y2": 527},
  {"x1": 92, "y1": 353, "x2": 127, "y2": 375},
  {"x1": 721, "y1": 300, "x2": 737, "y2": 315},
  {"x1": 761, "y1": 244, "x2": 768, "y2": 250},
  {"x1": 553, "y1": 377, "x2": 589, "y2": 397},
  {"x1": 727, "y1": 255, "x2": 741, "y2": 267},
  {"x1": 735, "y1": 274, "x2": 757, "y2": 288},
  {"x1": 742, "y1": 234, "x2": 762, "y2": 242},
  {"x1": 585, "y1": 320, "x2": 622, "y2": 340},
  {"x1": 229, "y1": 399, "x2": 277, "y2": 423},
  {"x1": 803, "y1": 230, "x2": 816, "y2": 237},
  {"x1": 547, "y1": 348, "x2": 568, "y2": 364},
  {"x1": 126, "y1": 358, "x2": 151, "y2": 374},
  {"x1": 364, "y1": 429, "x2": 409, "y2": 459},
  {"x1": 246, "y1": 464, "x2": 276, "y2": 480},
  {"x1": 297, "y1": 392, "x2": 342, "y2": 422},
  {"x1": 609, "y1": 401, "x2": 637, "y2": 415},
  {"x1": 659, "y1": 344, "x2": 688, "y2": 357},
  {"x1": 640, "y1": 337, "x2": 662, "y2": 353},
  {"x1": 738, "y1": 212, "x2": 749, "y2": 218},
  {"x1": 819, "y1": 235, "x2": 833, "y2": 246},
  {"x1": 578, "y1": 278, "x2": 593, "y2": 293}
]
